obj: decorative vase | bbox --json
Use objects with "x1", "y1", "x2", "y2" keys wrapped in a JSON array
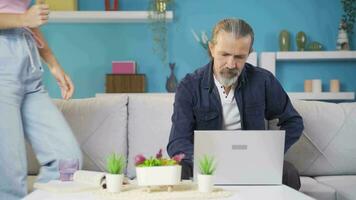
[
  {"x1": 336, "y1": 20, "x2": 350, "y2": 50},
  {"x1": 106, "y1": 173, "x2": 124, "y2": 193},
  {"x1": 166, "y1": 63, "x2": 178, "y2": 93},
  {"x1": 296, "y1": 31, "x2": 307, "y2": 51},
  {"x1": 279, "y1": 30, "x2": 290, "y2": 51},
  {"x1": 330, "y1": 80, "x2": 340, "y2": 92},
  {"x1": 307, "y1": 41, "x2": 324, "y2": 51},
  {"x1": 312, "y1": 79, "x2": 322, "y2": 93},
  {"x1": 304, "y1": 80, "x2": 313, "y2": 93},
  {"x1": 197, "y1": 174, "x2": 214, "y2": 193}
]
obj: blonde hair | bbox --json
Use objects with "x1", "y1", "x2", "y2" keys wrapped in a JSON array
[{"x1": 208, "y1": 18, "x2": 254, "y2": 57}]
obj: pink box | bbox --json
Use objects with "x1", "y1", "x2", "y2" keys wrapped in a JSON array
[{"x1": 112, "y1": 61, "x2": 136, "y2": 74}]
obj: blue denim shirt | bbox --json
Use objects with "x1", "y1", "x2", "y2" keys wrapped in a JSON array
[{"x1": 167, "y1": 61, "x2": 304, "y2": 164}]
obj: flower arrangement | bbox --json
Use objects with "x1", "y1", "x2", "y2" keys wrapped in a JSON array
[
  {"x1": 191, "y1": 29, "x2": 209, "y2": 50},
  {"x1": 135, "y1": 149, "x2": 185, "y2": 167},
  {"x1": 198, "y1": 155, "x2": 216, "y2": 175},
  {"x1": 106, "y1": 153, "x2": 125, "y2": 174}
]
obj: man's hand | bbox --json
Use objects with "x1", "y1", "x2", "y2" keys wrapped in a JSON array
[
  {"x1": 22, "y1": 3, "x2": 49, "y2": 28},
  {"x1": 50, "y1": 66, "x2": 75, "y2": 100}
]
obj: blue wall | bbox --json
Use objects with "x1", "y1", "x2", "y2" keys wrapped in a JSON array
[{"x1": 39, "y1": 0, "x2": 356, "y2": 98}]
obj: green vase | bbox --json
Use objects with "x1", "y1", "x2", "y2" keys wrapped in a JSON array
[
  {"x1": 296, "y1": 31, "x2": 307, "y2": 51},
  {"x1": 279, "y1": 30, "x2": 290, "y2": 51}
]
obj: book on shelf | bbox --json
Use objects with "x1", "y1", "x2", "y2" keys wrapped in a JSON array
[{"x1": 112, "y1": 60, "x2": 136, "y2": 74}]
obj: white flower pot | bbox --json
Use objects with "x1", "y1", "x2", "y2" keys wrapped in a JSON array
[
  {"x1": 106, "y1": 173, "x2": 124, "y2": 193},
  {"x1": 136, "y1": 165, "x2": 182, "y2": 186},
  {"x1": 197, "y1": 174, "x2": 213, "y2": 193}
]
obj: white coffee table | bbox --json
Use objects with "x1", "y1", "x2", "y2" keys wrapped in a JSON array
[{"x1": 24, "y1": 185, "x2": 315, "y2": 200}]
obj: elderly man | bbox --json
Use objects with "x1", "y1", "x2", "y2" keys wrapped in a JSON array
[{"x1": 167, "y1": 18, "x2": 303, "y2": 190}]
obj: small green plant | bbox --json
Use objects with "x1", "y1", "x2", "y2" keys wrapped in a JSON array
[
  {"x1": 341, "y1": 0, "x2": 356, "y2": 40},
  {"x1": 148, "y1": 0, "x2": 175, "y2": 66},
  {"x1": 135, "y1": 149, "x2": 185, "y2": 167},
  {"x1": 199, "y1": 155, "x2": 216, "y2": 175},
  {"x1": 106, "y1": 153, "x2": 125, "y2": 174}
]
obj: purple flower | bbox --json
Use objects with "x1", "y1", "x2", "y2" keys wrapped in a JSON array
[
  {"x1": 172, "y1": 153, "x2": 185, "y2": 163},
  {"x1": 156, "y1": 149, "x2": 163, "y2": 159},
  {"x1": 135, "y1": 154, "x2": 146, "y2": 166}
]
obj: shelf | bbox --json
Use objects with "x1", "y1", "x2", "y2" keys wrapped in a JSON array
[
  {"x1": 260, "y1": 51, "x2": 356, "y2": 76},
  {"x1": 276, "y1": 51, "x2": 356, "y2": 61},
  {"x1": 288, "y1": 92, "x2": 355, "y2": 100},
  {"x1": 48, "y1": 11, "x2": 173, "y2": 23}
]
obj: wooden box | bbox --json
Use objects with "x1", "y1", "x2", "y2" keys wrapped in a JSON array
[
  {"x1": 106, "y1": 74, "x2": 145, "y2": 93},
  {"x1": 44, "y1": 0, "x2": 78, "y2": 11}
]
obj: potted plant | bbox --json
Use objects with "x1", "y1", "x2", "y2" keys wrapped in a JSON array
[
  {"x1": 135, "y1": 149, "x2": 184, "y2": 192},
  {"x1": 148, "y1": 0, "x2": 175, "y2": 66},
  {"x1": 106, "y1": 153, "x2": 125, "y2": 193},
  {"x1": 197, "y1": 155, "x2": 216, "y2": 193},
  {"x1": 340, "y1": 0, "x2": 355, "y2": 48}
]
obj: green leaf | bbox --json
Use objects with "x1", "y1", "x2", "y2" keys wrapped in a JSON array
[
  {"x1": 106, "y1": 153, "x2": 125, "y2": 174},
  {"x1": 198, "y1": 155, "x2": 216, "y2": 175}
]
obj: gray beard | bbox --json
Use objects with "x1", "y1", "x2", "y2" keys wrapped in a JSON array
[
  {"x1": 216, "y1": 68, "x2": 240, "y2": 87},
  {"x1": 216, "y1": 74, "x2": 239, "y2": 87}
]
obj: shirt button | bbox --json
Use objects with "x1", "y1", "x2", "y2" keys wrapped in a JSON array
[{"x1": 225, "y1": 96, "x2": 227, "y2": 98}]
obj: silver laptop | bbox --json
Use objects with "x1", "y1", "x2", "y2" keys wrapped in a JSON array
[{"x1": 193, "y1": 130, "x2": 285, "y2": 185}]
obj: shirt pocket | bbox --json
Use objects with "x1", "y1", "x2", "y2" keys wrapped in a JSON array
[
  {"x1": 194, "y1": 108, "x2": 219, "y2": 121},
  {"x1": 244, "y1": 104, "x2": 266, "y2": 129},
  {"x1": 193, "y1": 108, "x2": 219, "y2": 130},
  {"x1": 244, "y1": 103, "x2": 265, "y2": 116}
]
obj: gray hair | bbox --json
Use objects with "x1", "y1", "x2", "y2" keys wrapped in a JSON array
[{"x1": 208, "y1": 18, "x2": 254, "y2": 57}]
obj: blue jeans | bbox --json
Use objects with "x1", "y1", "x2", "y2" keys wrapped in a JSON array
[{"x1": 0, "y1": 28, "x2": 82, "y2": 200}]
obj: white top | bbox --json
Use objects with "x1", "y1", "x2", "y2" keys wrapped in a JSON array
[
  {"x1": 0, "y1": 0, "x2": 30, "y2": 14},
  {"x1": 214, "y1": 76, "x2": 241, "y2": 130}
]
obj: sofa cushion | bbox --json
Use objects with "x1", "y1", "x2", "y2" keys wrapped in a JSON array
[
  {"x1": 315, "y1": 176, "x2": 356, "y2": 200},
  {"x1": 26, "y1": 96, "x2": 129, "y2": 174},
  {"x1": 126, "y1": 94, "x2": 175, "y2": 178},
  {"x1": 300, "y1": 176, "x2": 336, "y2": 200},
  {"x1": 271, "y1": 100, "x2": 356, "y2": 176}
]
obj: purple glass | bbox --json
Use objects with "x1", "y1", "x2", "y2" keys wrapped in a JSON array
[{"x1": 59, "y1": 159, "x2": 79, "y2": 181}]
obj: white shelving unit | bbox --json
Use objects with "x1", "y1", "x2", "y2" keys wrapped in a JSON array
[
  {"x1": 246, "y1": 52, "x2": 257, "y2": 66},
  {"x1": 49, "y1": 11, "x2": 173, "y2": 23},
  {"x1": 276, "y1": 51, "x2": 356, "y2": 60},
  {"x1": 259, "y1": 51, "x2": 356, "y2": 100},
  {"x1": 288, "y1": 92, "x2": 355, "y2": 100}
]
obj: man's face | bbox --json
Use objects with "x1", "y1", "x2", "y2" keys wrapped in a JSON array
[{"x1": 209, "y1": 30, "x2": 251, "y2": 87}]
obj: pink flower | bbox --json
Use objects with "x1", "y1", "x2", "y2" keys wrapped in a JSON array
[
  {"x1": 172, "y1": 153, "x2": 185, "y2": 163},
  {"x1": 156, "y1": 149, "x2": 163, "y2": 159},
  {"x1": 134, "y1": 154, "x2": 146, "y2": 166}
]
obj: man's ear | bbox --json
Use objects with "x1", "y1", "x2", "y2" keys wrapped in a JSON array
[{"x1": 208, "y1": 41, "x2": 214, "y2": 57}]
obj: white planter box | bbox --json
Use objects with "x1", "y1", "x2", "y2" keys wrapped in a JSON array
[{"x1": 136, "y1": 165, "x2": 182, "y2": 186}]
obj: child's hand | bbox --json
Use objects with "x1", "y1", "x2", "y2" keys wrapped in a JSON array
[{"x1": 22, "y1": 4, "x2": 49, "y2": 28}]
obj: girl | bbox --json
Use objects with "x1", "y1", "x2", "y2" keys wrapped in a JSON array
[{"x1": 0, "y1": 1, "x2": 82, "y2": 199}]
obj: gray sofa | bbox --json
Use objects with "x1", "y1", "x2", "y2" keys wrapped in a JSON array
[{"x1": 26, "y1": 94, "x2": 356, "y2": 200}]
